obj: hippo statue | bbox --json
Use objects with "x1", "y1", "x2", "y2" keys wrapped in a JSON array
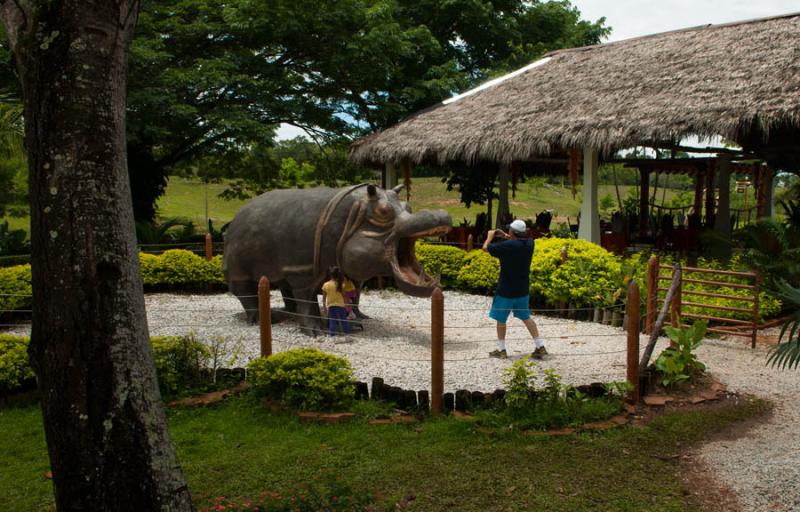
[{"x1": 223, "y1": 183, "x2": 452, "y2": 334}]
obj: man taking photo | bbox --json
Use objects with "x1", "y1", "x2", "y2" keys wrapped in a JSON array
[{"x1": 482, "y1": 219, "x2": 546, "y2": 359}]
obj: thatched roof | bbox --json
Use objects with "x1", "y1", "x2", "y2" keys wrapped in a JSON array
[{"x1": 350, "y1": 12, "x2": 800, "y2": 167}]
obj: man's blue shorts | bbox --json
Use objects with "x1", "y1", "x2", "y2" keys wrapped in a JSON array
[{"x1": 489, "y1": 295, "x2": 531, "y2": 323}]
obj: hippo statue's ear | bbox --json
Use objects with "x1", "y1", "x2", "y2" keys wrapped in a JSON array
[
  {"x1": 367, "y1": 184, "x2": 378, "y2": 200},
  {"x1": 392, "y1": 184, "x2": 405, "y2": 194}
]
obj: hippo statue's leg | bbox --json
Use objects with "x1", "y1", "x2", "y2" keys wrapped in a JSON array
[
  {"x1": 268, "y1": 281, "x2": 297, "y2": 324},
  {"x1": 352, "y1": 282, "x2": 370, "y2": 320},
  {"x1": 230, "y1": 280, "x2": 259, "y2": 323},
  {"x1": 293, "y1": 288, "x2": 325, "y2": 337}
]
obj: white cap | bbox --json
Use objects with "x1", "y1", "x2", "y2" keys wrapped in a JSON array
[{"x1": 509, "y1": 220, "x2": 527, "y2": 234}]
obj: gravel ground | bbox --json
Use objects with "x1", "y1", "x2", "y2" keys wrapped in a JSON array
[{"x1": 4, "y1": 289, "x2": 798, "y2": 510}]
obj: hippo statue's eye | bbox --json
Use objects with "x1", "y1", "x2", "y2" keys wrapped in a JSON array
[{"x1": 374, "y1": 201, "x2": 394, "y2": 219}]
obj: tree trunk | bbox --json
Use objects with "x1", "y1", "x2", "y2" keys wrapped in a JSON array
[{"x1": 0, "y1": 2, "x2": 193, "y2": 510}]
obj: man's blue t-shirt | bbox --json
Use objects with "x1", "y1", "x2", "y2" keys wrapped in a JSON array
[{"x1": 488, "y1": 238, "x2": 534, "y2": 298}]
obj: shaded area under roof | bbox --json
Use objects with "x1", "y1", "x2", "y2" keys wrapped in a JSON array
[{"x1": 350, "y1": 12, "x2": 800, "y2": 168}]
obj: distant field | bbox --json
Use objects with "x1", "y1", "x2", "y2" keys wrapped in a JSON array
[
  {"x1": 159, "y1": 176, "x2": 683, "y2": 229},
  {"x1": 4, "y1": 174, "x2": 765, "y2": 235}
]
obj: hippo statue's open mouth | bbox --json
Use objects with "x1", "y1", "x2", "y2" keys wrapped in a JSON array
[{"x1": 390, "y1": 225, "x2": 452, "y2": 297}]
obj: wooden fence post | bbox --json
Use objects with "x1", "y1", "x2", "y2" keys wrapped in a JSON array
[
  {"x1": 377, "y1": 275, "x2": 384, "y2": 289},
  {"x1": 670, "y1": 275, "x2": 682, "y2": 329},
  {"x1": 258, "y1": 276, "x2": 272, "y2": 357},
  {"x1": 431, "y1": 287, "x2": 444, "y2": 416},
  {"x1": 466, "y1": 234, "x2": 474, "y2": 252},
  {"x1": 204, "y1": 233, "x2": 213, "y2": 261},
  {"x1": 645, "y1": 254, "x2": 658, "y2": 334},
  {"x1": 752, "y1": 270, "x2": 761, "y2": 349},
  {"x1": 559, "y1": 247, "x2": 568, "y2": 316},
  {"x1": 626, "y1": 281, "x2": 641, "y2": 403}
]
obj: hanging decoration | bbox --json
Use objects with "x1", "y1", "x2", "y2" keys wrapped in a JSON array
[
  {"x1": 511, "y1": 161, "x2": 518, "y2": 199},
  {"x1": 402, "y1": 159, "x2": 411, "y2": 201},
  {"x1": 568, "y1": 148, "x2": 580, "y2": 199}
]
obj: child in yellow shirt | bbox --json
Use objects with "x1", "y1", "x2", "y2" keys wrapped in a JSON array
[{"x1": 322, "y1": 266, "x2": 350, "y2": 336}]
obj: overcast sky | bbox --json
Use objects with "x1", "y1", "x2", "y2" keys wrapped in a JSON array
[{"x1": 277, "y1": 0, "x2": 800, "y2": 140}]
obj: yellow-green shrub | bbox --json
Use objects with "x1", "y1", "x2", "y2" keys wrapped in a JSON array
[
  {"x1": 415, "y1": 243, "x2": 466, "y2": 287},
  {"x1": 0, "y1": 334, "x2": 33, "y2": 392},
  {"x1": 138, "y1": 250, "x2": 225, "y2": 291},
  {"x1": 248, "y1": 348, "x2": 355, "y2": 411},
  {"x1": 150, "y1": 335, "x2": 211, "y2": 397},
  {"x1": 456, "y1": 250, "x2": 500, "y2": 293},
  {"x1": 531, "y1": 238, "x2": 621, "y2": 307},
  {"x1": 0, "y1": 264, "x2": 31, "y2": 312}
]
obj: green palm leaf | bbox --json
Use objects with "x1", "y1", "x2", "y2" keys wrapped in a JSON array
[{"x1": 766, "y1": 279, "x2": 800, "y2": 370}]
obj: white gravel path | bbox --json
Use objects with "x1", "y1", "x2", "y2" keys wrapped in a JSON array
[{"x1": 4, "y1": 289, "x2": 798, "y2": 510}]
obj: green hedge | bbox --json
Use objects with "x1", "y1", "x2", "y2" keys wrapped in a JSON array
[
  {"x1": 0, "y1": 334, "x2": 33, "y2": 392},
  {"x1": 0, "y1": 334, "x2": 214, "y2": 397},
  {"x1": 416, "y1": 239, "x2": 781, "y2": 320},
  {"x1": 139, "y1": 250, "x2": 225, "y2": 291},
  {"x1": 0, "y1": 264, "x2": 31, "y2": 312}
]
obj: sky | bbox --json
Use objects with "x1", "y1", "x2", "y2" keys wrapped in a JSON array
[{"x1": 276, "y1": 0, "x2": 800, "y2": 140}]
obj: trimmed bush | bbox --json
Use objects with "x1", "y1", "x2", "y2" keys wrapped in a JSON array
[
  {"x1": 415, "y1": 242, "x2": 466, "y2": 287},
  {"x1": 0, "y1": 334, "x2": 33, "y2": 393},
  {"x1": 139, "y1": 250, "x2": 225, "y2": 291},
  {"x1": 248, "y1": 348, "x2": 355, "y2": 411},
  {"x1": 531, "y1": 238, "x2": 622, "y2": 307},
  {"x1": 151, "y1": 335, "x2": 211, "y2": 397},
  {"x1": 0, "y1": 264, "x2": 31, "y2": 313},
  {"x1": 456, "y1": 250, "x2": 500, "y2": 294}
]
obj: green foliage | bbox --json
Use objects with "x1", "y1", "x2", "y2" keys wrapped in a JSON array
[
  {"x1": 135, "y1": 217, "x2": 196, "y2": 245},
  {"x1": 139, "y1": 250, "x2": 225, "y2": 291},
  {"x1": 456, "y1": 249, "x2": 500, "y2": 294},
  {"x1": 489, "y1": 357, "x2": 624, "y2": 430},
  {"x1": 0, "y1": 334, "x2": 33, "y2": 392},
  {"x1": 0, "y1": 263, "x2": 31, "y2": 312},
  {"x1": 736, "y1": 200, "x2": 800, "y2": 289},
  {"x1": 654, "y1": 321, "x2": 707, "y2": 387},
  {"x1": 531, "y1": 238, "x2": 621, "y2": 307},
  {"x1": 151, "y1": 335, "x2": 211, "y2": 398},
  {"x1": 0, "y1": 220, "x2": 29, "y2": 255},
  {"x1": 247, "y1": 348, "x2": 356, "y2": 411},
  {"x1": 415, "y1": 242, "x2": 467, "y2": 287},
  {"x1": 502, "y1": 357, "x2": 539, "y2": 412},
  {"x1": 767, "y1": 280, "x2": 800, "y2": 370}
]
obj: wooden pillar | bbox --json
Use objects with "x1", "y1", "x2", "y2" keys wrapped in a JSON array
[
  {"x1": 496, "y1": 162, "x2": 510, "y2": 228},
  {"x1": 578, "y1": 148, "x2": 600, "y2": 244},
  {"x1": 430, "y1": 287, "x2": 444, "y2": 416},
  {"x1": 692, "y1": 172, "x2": 704, "y2": 217},
  {"x1": 645, "y1": 255, "x2": 658, "y2": 334},
  {"x1": 639, "y1": 168, "x2": 649, "y2": 238},
  {"x1": 626, "y1": 281, "x2": 641, "y2": 403},
  {"x1": 204, "y1": 233, "x2": 213, "y2": 261},
  {"x1": 258, "y1": 276, "x2": 272, "y2": 357},
  {"x1": 714, "y1": 157, "x2": 732, "y2": 235},
  {"x1": 384, "y1": 162, "x2": 398, "y2": 190},
  {"x1": 752, "y1": 271, "x2": 761, "y2": 349},
  {"x1": 401, "y1": 159, "x2": 412, "y2": 201},
  {"x1": 466, "y1": 234, "x2": 474, "y2": 252},
  {"x1": 705, "y1": 161, "x2": 716, "y2": 227},
  {"x1": 757, "y1": 166, "x2": 774, "y2": 219}
]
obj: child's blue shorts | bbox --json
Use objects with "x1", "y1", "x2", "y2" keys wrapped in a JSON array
[{"x1": 489, "y1": 295, "x2": 531, "y2": 323}]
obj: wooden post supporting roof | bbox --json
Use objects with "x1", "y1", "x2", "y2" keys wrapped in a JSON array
[
  {"x1": 714, "y1": 157, "x2": 732, "y2": 235},
  {"x1": 693, "y1": 172, "x2": 704, "y2": 217},
  {"x1": 639, "y1": 168, "x2": 649, "y2": 238},
  {"x1": 705, "y1": 161, "x2": 716, "y2": 226},
  {"x1": 578, "y1": 148, "x2": 600, "y2": 244},
  {"x1": 383, "y1": 162, "x2": 398, "y2": 190},
  {"x1": 496, "y1": 162, "x2": 510, "y2": 228}
]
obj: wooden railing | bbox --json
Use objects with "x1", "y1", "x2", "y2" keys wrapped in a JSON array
[{"x1": 646, "y1": 255, "x2": 761, "y2": 348}]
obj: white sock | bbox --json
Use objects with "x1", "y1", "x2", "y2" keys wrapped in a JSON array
[
  {"x1": 534, "y1": 337, "x2": 544, "y2": 349},
  {"x1": 497, "y1": 340, "x2": 506, "y2": 352}
]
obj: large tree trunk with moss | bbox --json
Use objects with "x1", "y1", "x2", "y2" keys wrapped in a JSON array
[{"x1": 0, "y1": 2, "x2": 193, "y2": 510}]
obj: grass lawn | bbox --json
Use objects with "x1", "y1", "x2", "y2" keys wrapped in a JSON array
[
  {"x1": 0, "y1": 395, "x2": 768, "y2": 511},
  {"x1": 4, "y1": 173, "x2": 766, "y2": 236}
]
